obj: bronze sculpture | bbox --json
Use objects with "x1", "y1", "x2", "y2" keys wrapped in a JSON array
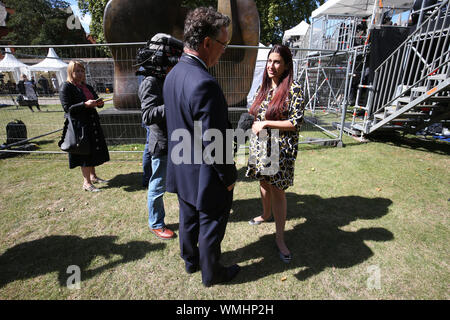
[{"x1": 103, "y1": 0, "x2": 259, "y2": 109}]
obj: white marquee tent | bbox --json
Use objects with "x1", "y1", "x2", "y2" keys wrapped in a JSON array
[
  {"x1": 256, "y1": 42, "x2": 271, "y2": 61},
  {"x1": 0, "y1": 48, "x2": 31, "y2": 82},
  {"x1": 283, "y1": 21, "x2": 310, "y2": 43},
  {"x1": 312, "y1": 0, "x2": 415, "y2": 18},
  {"x1": 247, "y1": 43, "x2": 271, "y2": 106},
  {"x1": 29, "y1": 48, "x2": 68, "y2": 86}
]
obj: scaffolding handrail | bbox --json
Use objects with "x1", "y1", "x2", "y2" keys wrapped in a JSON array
[
  {"x1": 372, "y1": 1, "x2": 449, "y2": 75},
  {"x1": 369, "y1": 0, "x2": 449, "y2": 118}
]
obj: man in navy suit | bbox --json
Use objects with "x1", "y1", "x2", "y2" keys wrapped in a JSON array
[{"x1": 163, "y1": 7, "x2": 239, "y2": 287}]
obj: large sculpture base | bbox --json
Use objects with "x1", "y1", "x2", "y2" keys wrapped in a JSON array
[
  {"x1": 99, "y1": 107, "x2": 249, "y2": 146},
  {"x1": 103, "y1": 0, "x2": 259, "y2": 110},
  {"x1": 99, "y1": 108, "x2": 146, "y2": 145}
]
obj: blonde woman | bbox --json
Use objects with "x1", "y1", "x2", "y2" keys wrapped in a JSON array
[{"x1": 59, "y1": 61, "x2": 110, "y2": 192}]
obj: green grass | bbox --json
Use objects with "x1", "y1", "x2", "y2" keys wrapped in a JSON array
[{"x1": 0, "y1": 131, "x2": 448, "y2": 299}]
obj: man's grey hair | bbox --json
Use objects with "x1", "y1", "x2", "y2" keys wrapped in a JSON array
[{"x1": 183, "y1": 7, "x2": 231, "y2": 51}]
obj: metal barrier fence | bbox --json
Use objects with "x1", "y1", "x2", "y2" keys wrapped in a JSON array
[{"x1": 0, "y1": 43, "x2": 347, "y2": 160}]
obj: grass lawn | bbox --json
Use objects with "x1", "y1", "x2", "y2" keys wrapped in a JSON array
[{"x1": 0, "y1": 110, "x2": 449, "y2": 299}]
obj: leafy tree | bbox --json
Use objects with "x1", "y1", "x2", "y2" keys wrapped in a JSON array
[
  {"x1": 78, "y1": 0, "x2": 322, "y2": 44},
  {"x1": 3, "y1": 0, "x2": 88, "y2": 45},
  {"x1": 77, "y1": 0, "x2": 109, "y2": 44},
  {"x1": 256, "y1": 0, "x2": 322, "y2": 45},
  {"x1": 181, "y1": 0, "x2": 323, "y2": 44}
]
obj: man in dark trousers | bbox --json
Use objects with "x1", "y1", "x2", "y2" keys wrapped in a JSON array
[{"x1": 163, "y1": 7, "x2": 239, "y2": 287}]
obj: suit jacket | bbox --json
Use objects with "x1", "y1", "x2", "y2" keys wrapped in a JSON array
[
  {"x1": 139, "y1": 75, "x2": 167, "y2": 156},
  {"x1": 163, "y1": 54, "x2": 237, "y2": 212}
]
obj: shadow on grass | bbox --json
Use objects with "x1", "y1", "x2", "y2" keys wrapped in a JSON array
[
  {"x1": 224, "y1": 193, "x2": 394, "y2": 284},
  {"x1": 369, "y1": 132, "x2": 450, "y2": 155},
  {"x1": 34, "y1": 139, "x2": 56, "y2": 146},
  {"x1": 104, "y1": 172, "x2": 145, "y2": 192},
  {"x1": 0, "y1": 235, "x2": 165, "y2": 288}
]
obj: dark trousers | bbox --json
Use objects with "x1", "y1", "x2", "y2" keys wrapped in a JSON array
[{"x1": 178, "y1": 191, "x2": 233, "y2": 286}]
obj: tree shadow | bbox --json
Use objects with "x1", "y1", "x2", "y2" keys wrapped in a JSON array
[
  {"x1": 104, "y1": 172, "x2": 145, "y2": 192},
  {"x1": 223, "y1": 193, "x2": 394, "y2": 283},
  {"x1": 0, "y1": 235, "x2": 164, "y2": 288}
]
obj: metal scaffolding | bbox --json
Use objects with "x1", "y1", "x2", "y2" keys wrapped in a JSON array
[{"x1": 295, "y1": 0, "x2": 449, "y2": 139}]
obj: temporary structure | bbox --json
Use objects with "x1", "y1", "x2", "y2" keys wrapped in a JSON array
[
  {"x1": 283, "y1": 21, "x2": 310, "y2": 43},
  {"x1": 28, "y1": 48, "x2": 68, "y2": 86},
  {"x1": 0, "y1": 48, "x2": 31, "y2": 82},
  {"x1": 247, "y1": 43, "x2": 271, "y2": 106},
  {"x1": 312, "y1": 0, "x2": 415, "y2": 18},
  {"x1": 256, "y1": 43, "x2": 271, "y2": 61}
]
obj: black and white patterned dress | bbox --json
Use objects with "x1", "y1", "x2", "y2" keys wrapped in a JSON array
[{"x1": 245, "y1": 81, "x2": 305, "y2": 190}]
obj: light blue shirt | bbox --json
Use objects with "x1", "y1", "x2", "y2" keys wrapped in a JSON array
[{"x1": 185, "y1": 52, "x2": 207, "y2": 69}]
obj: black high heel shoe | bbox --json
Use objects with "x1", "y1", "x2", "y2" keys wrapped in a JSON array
[
  {"x1": 276, "y1": 243, "x2": 292, "y2": 263},
  {"x1": 278, "y1": 251, "x2": 292, "y2": 263}
]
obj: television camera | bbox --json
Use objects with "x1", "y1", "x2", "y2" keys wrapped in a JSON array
[{"x1": 135, "y1": 33, "x2": 184, "y2": 79}]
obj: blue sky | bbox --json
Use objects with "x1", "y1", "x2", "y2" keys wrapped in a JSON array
[{"x1": 68, "y1": 0, "x2": 91, "y2": 33}]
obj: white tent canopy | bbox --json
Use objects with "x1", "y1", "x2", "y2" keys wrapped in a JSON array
[
  {"x1": 0, "y1": 48, "x2": 31, "y2": 82},
  {"x1": 283, "y1": 21, "x2": 310, "y2": 42},
  {"x1": 312, "y1": 0, "x2": 415, "y2": 18},
  {"x1": 256, "y1": 42, "x2": 271, "y2": 61},
  {"x1": 29, "y1": 48, "x2": 68, "y2": 86},
  {"x1": 247, "y1": 44, "x2": 271, "y2": 106}
]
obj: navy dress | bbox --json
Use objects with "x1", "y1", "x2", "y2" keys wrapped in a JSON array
[{"x1": 59, "y1": 81, "x2": 110, "y2": 169}]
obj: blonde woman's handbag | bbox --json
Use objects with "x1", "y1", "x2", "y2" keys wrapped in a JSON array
[{"x1": 59, "y1": 114, "x2": 90, "y2": 155}]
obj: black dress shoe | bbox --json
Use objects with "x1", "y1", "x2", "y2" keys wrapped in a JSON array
[
  {"x1": 186, "y1": 264, "x2": 200, "y2": 274},
  {"x1": 204, "y1": 264, "x2": 240, "y2": 287}
]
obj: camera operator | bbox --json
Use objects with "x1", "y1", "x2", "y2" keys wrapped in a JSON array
[{"x1": 137, "y1": 33, "x2": 183, "y2": 240}]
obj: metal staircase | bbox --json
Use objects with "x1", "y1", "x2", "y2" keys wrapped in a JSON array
[{"x1": 350, "y1": 0, "x2": 450, "y2": 136}]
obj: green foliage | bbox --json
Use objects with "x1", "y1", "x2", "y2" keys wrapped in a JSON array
[
  {"x1": 78, "y1": 0, "x2": 322, "y2": 45},
  {"x1": 3, "y1": 0, "x2": 88, "y2": 45},
  {"x1": 77, "y1": 0, "x2": 109, "y2": 44},
  {"x1": 256, "y1": 0, "x2": 323, "y2": 45}
]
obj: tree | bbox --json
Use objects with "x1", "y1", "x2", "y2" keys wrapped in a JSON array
[
  {"x1": 256, "y1": 0, "x2": 323, "y2": 45},
  {"x1": 3, "y1": 0, "x2": 88, "y2": 45},
  {"x1": 78, "y1": 0, "x2": 323, "y2": 45},
  {"x1": 77, "y1": 0, "x2": 109, "y2": 44}
]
